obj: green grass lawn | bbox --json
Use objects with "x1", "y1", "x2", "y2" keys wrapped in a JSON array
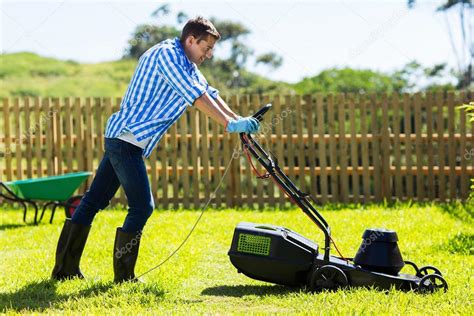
[{"x1": 0, "y1": 203, "x2": 473, "y2": 314}]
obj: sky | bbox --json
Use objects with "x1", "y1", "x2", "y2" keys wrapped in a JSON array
[{"x1": 1, "y1": 0, "x2": 467, "y2": 83}]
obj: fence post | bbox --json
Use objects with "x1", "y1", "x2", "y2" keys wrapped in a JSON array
[{"x1": 380, "y1": 93, "x2": 391, "y2": 201}]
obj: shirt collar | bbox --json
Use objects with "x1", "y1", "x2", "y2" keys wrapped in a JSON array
[{"x1": 174, "y1": 37, "x2": 195, "y2": 70}]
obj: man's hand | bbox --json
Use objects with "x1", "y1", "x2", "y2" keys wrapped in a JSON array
[{"x1": 226, "y1": 117, "x2": 260, "y2": 134}]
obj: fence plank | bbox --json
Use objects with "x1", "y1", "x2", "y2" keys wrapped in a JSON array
[
  {"x1": 295, "y1": 95, "x2": 306, "y2": 194},
  {"x1": 447, "y1": 91, "x2": 456, "y2": 200},
  {"x1": 13, "y1": 98, "x2": 22, "y2": 179},
  {"x1": 273, "y1": 95, "x2": 286, "y2": 207},
  {"x1": 233, "y1": 95, "x2": 243, "y2": 207},
  {"x1": 170, "y1": 123, "x2": 179, "y2": 209},
  {"x1": 74, "y1": 98, "x2": 84, "y2": 173},
  {"x1": 44, "y1": 98, "x2": 54, "y2": 176},
  {"x1": 180, "y1": 114, "x2": 191, "y2": 209},
  {"x1": 24, "y1": 98, "x2": 33, "y2": 178},
  {"x1": 403, "y1": 94, "x2": 413, "y2": 200},
  {"x1": 211, "y1": 115, "x2": 221, "y2": 208},
  {"x1": 459, "y1": 91, "x2": 468, "y2": 199},
  {"x1": 160, "y1": 128, "x2": 169, "y2": 209},
  {"x1": 371, "y1": 94, "x2": 382, "y2": 202},
  {"x1": 34, "y1": 97, "x2": 42, "y2": 178},
  {"x1": 414, "y1": 93, "x2": 424, "y2": 200},
  {"x1": 3, "y1": 99, "x2": 12, "y2": 180},
  {"x1": 337, "y1": 94, "x2": 349, "y2": 203},
  {"x1": 392, "y1": 93, "x2": 402, "y2": 199},
  {"x1": 64, "y1": 98, "x2": 74, "y2": 173},
  {"x1": 53, "y1": 98, "x2": 63, "y2": 174},
  {"x1": 426, "y1": 92, "x2": 435, "y2": 200},
  {"x1": 96, "y1": 98, "x2": 104, "y2": 158},
  {"x1": 436, "y1": 91, "x2": 446, "y2": 201},
  {"x1": 327, "y1": 94, "x2": 338, "y2": 201},
  {"x1": 316, "y1": 93, "x2": 328, "y2": 203},
  {"x1": 85, "y1": 98, "x2": 93, "y2": 179},
  {"x1": 200, "y1": 111, "x2": 210, "y2": 205},
  {"x1": 190, "y1": 107, "x2": 200, "y2": 208},
  {"x1": 149, "y1": 138, "x2": 158, "y2": 204},
  {"x1": 305, "y1": 94, "x2": 317, "y2": 198},
  {"x1": 222, "y1": 114, "x2": 232, "y2": 208},
  {"x1": 381, "y1": 93, "x2": 391, "y2": 201},
  {"x1": 348, "y1": 93, "x2": 359, "y2": 202},
  {"x1": 360, "y1": 96, "x2": 370, "y2": 202}
]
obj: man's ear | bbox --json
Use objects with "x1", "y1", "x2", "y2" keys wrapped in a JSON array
[{"x1": 186, "y1": 35, "x2": 196, "y2": 46}]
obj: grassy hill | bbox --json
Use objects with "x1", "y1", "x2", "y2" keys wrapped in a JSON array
[{"x1": 0, "y1": 52, "x2": 293, "y2": 98}]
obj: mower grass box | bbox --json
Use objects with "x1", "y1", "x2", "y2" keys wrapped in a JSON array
[{"x1": 228, "y1": 222, "x2": 318, "y2": 286}]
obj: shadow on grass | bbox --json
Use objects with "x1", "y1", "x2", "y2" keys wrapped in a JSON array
[
  {"x1": 437, "y1": 202, "x2": 474, "y2": 224},
  {"x1": 0, "y1": 278, "x2": 165, "y2": 312},
  {"x1": 0, "y1": 279, "x2": 113, "y2": 312},
  {"x1": 0, "y1": 222, "x2": 39, "y2": 231},
  {"x1": 441, "y1": 232, "x2": 474, "y2": 255},
  {"x1": 201, "y1": 284, "x2": 296, "y2": 297}
]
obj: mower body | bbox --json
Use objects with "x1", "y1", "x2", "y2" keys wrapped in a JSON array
[{"x1": 228, "y1": 222, "x2": 431, "y2": 291}]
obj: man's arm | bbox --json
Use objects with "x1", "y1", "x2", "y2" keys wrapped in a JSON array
[
  {"x1": 194, "y1": 92, "x2": 260, "y2": 134},
  {"x1": 194, "y1": 92, "x2": 232, "y2": 127},
  {"x1": 214, "y1": 95, "x2": 239, "y2": 119}
]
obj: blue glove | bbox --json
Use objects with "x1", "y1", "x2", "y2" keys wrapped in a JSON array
[{"x1": 226, "y1": 116, "x2": 260, "y2": 134}]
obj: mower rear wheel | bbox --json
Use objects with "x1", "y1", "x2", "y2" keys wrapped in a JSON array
[
  {"x1": 308, "y1": 265, "x2": 348, "y2": 292},
  {"x1": 417, "y1": 265, "x2": 442, "y2": 277},
  {"x1": 418, "y1": 274, "x2": 448, "y2": 293}
]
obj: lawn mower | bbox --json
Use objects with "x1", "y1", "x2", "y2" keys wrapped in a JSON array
[{"x1": 228, "y1": 104, "x2": 448, "y2": 293}]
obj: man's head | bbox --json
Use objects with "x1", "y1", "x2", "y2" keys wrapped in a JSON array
[{"x1": 180, "y1": 16, "x2": 220, "y2": 65}]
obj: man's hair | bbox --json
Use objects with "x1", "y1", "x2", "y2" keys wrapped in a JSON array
[{"x1": 180, "y1": 16, "x2": 221, "y2": 43}]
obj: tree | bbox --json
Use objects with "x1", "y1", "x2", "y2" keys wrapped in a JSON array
[
  {"x1": 293, "y1": 68, "x2": 406, "y2": 94},
  {"x1": 408, "y1": 0, "x2": 473, "y2": 88},
  {"x1": 392, "y1": 61, "x2": 456, "y2": 92},
  {"x1": 256, "y1": 53, "x2": 283, "y2": 71}
]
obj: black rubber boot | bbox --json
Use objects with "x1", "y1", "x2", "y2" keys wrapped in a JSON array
[
  {"x1": 113, "y1": 228, "x2": 142, "y2": 283},
  {"x1": 51, "y1": 219, "x2": 91, "y2": 280}
]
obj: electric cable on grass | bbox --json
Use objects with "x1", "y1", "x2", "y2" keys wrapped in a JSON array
[{"x1": 133, "y1": 143, "x2": 238, "y2": 280}]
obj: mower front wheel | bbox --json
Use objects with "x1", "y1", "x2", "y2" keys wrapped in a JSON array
[{"x1": 308, "y1": 265, "x2": 348, "y2": 292}]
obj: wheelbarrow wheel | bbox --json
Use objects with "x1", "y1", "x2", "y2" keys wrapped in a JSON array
[{"x1": 64, "y1": 195, "x2": 83, "y2": 218}]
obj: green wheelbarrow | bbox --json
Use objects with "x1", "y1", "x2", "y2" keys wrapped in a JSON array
[{"x1": 0, "y1": 171, "x2": 92, "y2": 225}]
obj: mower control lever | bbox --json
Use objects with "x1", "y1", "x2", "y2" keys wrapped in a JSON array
[{"x1": 252, "y1": 103, "x2": 272, "y2": 122}]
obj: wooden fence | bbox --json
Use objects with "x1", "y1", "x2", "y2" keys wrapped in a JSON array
[{"x1": 1, "y1": 91, "x2": 473, "y2": 209}]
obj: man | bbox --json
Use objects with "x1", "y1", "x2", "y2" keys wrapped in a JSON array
[{"x1": 51, "y1": 17, "x2": 260, "y2": 283}]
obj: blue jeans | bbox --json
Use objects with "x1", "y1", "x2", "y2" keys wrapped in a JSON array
[{"x1": 71, "y1": 138, "x2": 154, "y2": 233}]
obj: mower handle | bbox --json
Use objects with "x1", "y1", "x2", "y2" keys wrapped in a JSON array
[{"x1": 252, "y1": 103, "x2": 272, "y2": 122}]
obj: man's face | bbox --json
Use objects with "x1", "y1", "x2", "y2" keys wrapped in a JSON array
[{"x1": 183, "y1": 35, "x2": 217, "y2": 65}]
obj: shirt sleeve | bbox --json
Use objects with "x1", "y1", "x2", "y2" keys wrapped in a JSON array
[
  {"x1": 206, "y1": 84, "x2": 220, "y2": 99},
  {"x1": 156, "y1": 48, "x2": 207, "y2": 106},
  {"x1": 195, "y1": 68, "x2": 220, "y2": 99}
]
